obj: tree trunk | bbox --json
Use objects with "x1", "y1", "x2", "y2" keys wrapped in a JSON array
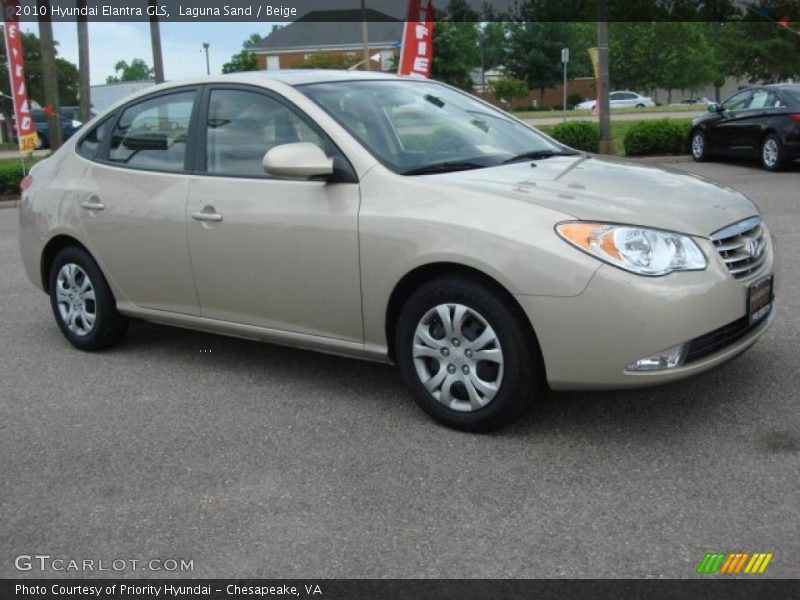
[
  {"x1": 37, "y1": 1, "x2": 62, "y2": 150},
  {"x1": 76, "y1": 0, "x2": 91, "y2": 122}
]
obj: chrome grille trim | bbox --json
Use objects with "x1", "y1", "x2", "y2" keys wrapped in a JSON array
[{"x1": 710, "y1": 216, "x2": 767, "y2": 279}]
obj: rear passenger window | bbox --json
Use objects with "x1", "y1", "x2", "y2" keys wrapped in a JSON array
[
  {"x1": 107, "y1": 91, "x2": 195, "y2": 172},
  {"x1": 76, "y1": 115, "x2": 114, "y2": 159}
]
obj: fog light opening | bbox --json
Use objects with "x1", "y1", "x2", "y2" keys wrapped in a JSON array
[{"x1": 627, "y1": 343, "x2": 688, "y2": 372}]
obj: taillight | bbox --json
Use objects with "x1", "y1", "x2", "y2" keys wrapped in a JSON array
[
  {"x1": 20, "y1": 175, "x2": 33, "y2": 193},
  {"x1": 789, "y1": 114, "x2": 800, "y2": 124}
]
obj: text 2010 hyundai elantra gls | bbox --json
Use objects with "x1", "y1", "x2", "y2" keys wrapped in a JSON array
[{"x1": 19, "y1": 71, "x2": 776, "y2": 431}]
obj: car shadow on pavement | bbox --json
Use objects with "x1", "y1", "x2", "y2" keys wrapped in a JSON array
[{"x1": 120, "y1": 319, "x2": 780, "y2": 441}]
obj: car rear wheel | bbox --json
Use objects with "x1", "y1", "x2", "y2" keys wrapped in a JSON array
[
  {"x1": 49, "y1": 246, "x2": 129, "y2": 351},
  {"x1": 35, "y1": 134, "x2": 47, "y2": 150},
  {"x1": 636, "y1": 103, "x2": 645, "y2": 108},
  {"x1": 691, "y1": 130, "x2": 709, "y2": 162},
  {"x1": 395, "y1": 276, "x2": 540, "y2": 432},
  {"x1": 760, "y1": 134, "x2": 785, "y2": 171}
]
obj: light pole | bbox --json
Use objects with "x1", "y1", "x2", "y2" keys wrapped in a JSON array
[
  {"x1": 202, "y1": 42, "x2": 210, "y2": 75},
  {"x1": 360, "y1": 0, "x2": 370, "y2": 71},
  {"x1": 596, "y1": 0, "x2": 612, "y2": 154}
]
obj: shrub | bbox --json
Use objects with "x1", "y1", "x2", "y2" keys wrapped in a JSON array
[
  {"x1": 622, "y1": 119, "x2": 692, "y2": 156},
  {"x1": 0, "y1": 161, "x2": 26, "y2": 195},
  {"x1": 547, "y1": 120, "x2": 600, "y2": 153},
  {"x1": 566, "y1": 91, "x2": 584, "y2": 110}
]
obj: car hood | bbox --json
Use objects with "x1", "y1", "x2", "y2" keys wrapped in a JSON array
[{"x1": 432, "y1": 155, "x2": 757, "y2": 237}]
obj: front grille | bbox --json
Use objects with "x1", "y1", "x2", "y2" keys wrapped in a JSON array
[
  {"x1": 710, "y1": 216, "x2": 768, "y2": 279},
  {"x1": 684, "y1": 315, "x2": 757, "y2": 364}
]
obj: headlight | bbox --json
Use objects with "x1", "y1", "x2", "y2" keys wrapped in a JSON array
[{"x1": 556, "y1": 221, "x2": 707, "y2": 276}]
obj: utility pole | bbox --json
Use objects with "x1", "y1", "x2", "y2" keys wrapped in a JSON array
[
  {"x1": 37, "y1": 0, "x2": 62, "y2": 150},
  {"x1": 360, "y1": 0, "x2": 370, "y2": 71},
  {"x1": 202, "y1": 42, "x2": 210, "y2": 75},
  {"x1": 149, "y1": 0, "x2": 165, "y2": 83},
  {"x1": 561, "y1": 47, "x2": 569, "y2": 117},
  {"x1": 76, "y1": 0, "x2": 90, "y2": 123},
  {"x1": 596, "y1": 0, "x2": 612, "y2": 154}
]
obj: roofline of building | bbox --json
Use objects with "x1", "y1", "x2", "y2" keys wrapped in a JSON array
[{"x1": 249, "y1": 42, "x2": 400, "y2": 54}]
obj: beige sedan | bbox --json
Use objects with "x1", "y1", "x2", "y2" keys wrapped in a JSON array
[{"x1": 18, "y1": 71, "x2": 776, "y2": 431}]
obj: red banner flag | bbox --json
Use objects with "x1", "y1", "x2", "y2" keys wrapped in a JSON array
[
  {"x1": 397, "y1": 0, "x2": 435, "y2": 78},
  {"x1": 3, "y1": 0, "x2": 39, "y2": 154}
]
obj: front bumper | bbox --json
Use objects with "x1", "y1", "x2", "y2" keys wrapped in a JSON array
[{"x1": 516, "y1": 236, "x2": 776, "y2": 390}]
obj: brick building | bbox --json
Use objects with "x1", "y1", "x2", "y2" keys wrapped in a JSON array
[{"x1": 248, "y1": 11, "x2": 404, "y2": 72}]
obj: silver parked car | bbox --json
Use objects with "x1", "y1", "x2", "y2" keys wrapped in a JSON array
[
  {"x1": 19, "y1": 71, "x2": 776, "y2": 431},
  {"x1": 576, "y1": 90, "x2": 656, "y2": 110}
]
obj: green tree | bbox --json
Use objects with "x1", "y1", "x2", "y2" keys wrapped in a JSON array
[
  {"x1": 718, "y1": 20, "x2": 800, "y2": 84},
  {"x1": 0, "y1": 29, "x2": 80, "y2": 105},
  {"x1": 106, "y1": 58, "x2": 155, "y2": 83},
  {"x1": 489, "y1": 78, "x2": 529, "y2": 110},
  {"x1": 430, "y1": 2, "x2": 480, "y2": 90},
  {"x1": 504, "y1": 22, "x2": 571, "y2": 104},
  {"x1": 222, "y1": 35, "x2": 261, "y2": 74}
]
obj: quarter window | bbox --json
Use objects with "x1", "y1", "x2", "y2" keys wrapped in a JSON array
[
  {"x1": 205, "y1": 88, "x2": 325, "y2": 178},
  {"x1": 107, "y1": 91, "x2": 195, "y2": 172},
  {"x1": 76, "y1": 115, "x2": 114, "y2": 159}
]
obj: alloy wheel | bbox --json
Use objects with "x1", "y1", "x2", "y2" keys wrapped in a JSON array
[
  {"x1": 762, "y1": 138, "x2": 779, "y2": 168},
  {"x1": 412, "y1": 303, "x2": 504, "y2": 412},
  {"x1": 55, "y1": 263, "x2": 97, "y2": 336},
  {"x1": 692, "y1": 133, "x2": 704, "y2": 159}
]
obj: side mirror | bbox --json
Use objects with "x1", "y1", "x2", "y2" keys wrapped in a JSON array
[
  {"x1": 707, "y1": 103, "x2": 721, "y2": 113},
  {"x1": 263, "y1": 142, "x2": 333, "y2": 180}
]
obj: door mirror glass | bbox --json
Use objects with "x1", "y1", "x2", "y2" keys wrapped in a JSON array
[
  {"x1": 263, "y1": 142, "x2": 333, "y2": 179},
  {"x1": 707, "y1": 102, "x2": 719, "y2": 113}
]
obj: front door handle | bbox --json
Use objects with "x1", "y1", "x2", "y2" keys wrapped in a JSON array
[
  {"x1": 191, "y1": 207, "x2": 223, "y2": 222},
  {"x1": 80, "y1": 197, "x2": 105, "y2": 211}
]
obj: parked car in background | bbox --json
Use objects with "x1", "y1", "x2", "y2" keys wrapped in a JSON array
[
  {"x1": 681, "y1": 97, "x2": 714, "y2": 105},
  {"x1": 14, "y1": 108, "x2": 82, "y2": 149},
  {"x1": 690, "y1": 84, "x2": 800, "y2": 171},
  {"x1": 59, "y1": 105, "x2": 95, "y2": 122},
  {"x1": 575, "y1": 91, "x2": 655, "y2": 110},
  {"x1": 19, "y1": 71, "x2": 776, "y2": 431}
]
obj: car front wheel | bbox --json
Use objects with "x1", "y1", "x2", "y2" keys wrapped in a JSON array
[
  {"x1": 395, "y1": 276, "x2": 540, "y2": 432},
  {"x1": 691, "y1": 130, "x2": 709, "y2": 162},
  {"x1": 761, "y1": 134, "x2": 785, "y2": 171},
  {"x1": 49, "y1": 246, "x2": 129, "y2": 351}
]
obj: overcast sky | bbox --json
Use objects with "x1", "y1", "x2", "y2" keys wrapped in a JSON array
[{"x1": 21, "y1": 21, "x2": 279, "y2": 85}]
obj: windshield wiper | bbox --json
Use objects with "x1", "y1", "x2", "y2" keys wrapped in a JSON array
[
  {"x1": 402, "y1": 161, "x2": 487, "y2": 176},
  {"x1": 502, "y1": 150, "x2": 580, "y2": 164}
]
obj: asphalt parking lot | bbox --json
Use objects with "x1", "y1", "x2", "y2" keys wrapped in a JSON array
[{"x1": 1, "y1": 158, "x2": 798, "y2": 579}]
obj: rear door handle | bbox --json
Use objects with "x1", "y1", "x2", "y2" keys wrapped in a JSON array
[
  {"x1": 80, "y1": 197, "x2": 105, "y2": 211},
  {"x1": 191, "y1": 209, "x2": 223, "y2": 222}
]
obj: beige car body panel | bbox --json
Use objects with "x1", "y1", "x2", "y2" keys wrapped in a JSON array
[{"x1": 18, "y1": 71, "x2": 776, "y2": 386}]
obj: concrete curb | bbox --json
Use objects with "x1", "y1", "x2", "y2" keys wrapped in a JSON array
[{"x1": 0, "y1": 199, "x2": 19, "y2": 209}]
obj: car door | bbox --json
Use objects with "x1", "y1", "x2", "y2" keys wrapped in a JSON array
[
  {"x1": 712, "y1": 89, "x2": 756, "y2": 155},
  {"x1": 185, "y1": 85, "x2": 363, "y2": 341},
  {"x1": 76, "y1": 88, "x2": 201, "y2": 315},
  {"x1": 608, "y1": 92, "x2": 622, "y2": 108}
]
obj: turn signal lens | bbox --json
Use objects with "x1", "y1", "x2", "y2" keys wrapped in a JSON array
[{"x1": 556, "y1": 221, "x2": 707, "y2": 276}]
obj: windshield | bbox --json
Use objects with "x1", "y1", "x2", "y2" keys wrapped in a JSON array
[{"x1": 299, "y1": 80, "x2": 569, "y2": 175}]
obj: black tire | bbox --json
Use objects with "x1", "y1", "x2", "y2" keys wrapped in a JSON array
[
  {"x1": 635, "y1": 103, "x2": 645, "y2": 108},
  {"x1": 48, "y1": 246, "x2": 129, "y2": 351},
  {"x1": 760, "y1": 133, "x2": 785, "y2": 172},
  {"x1": 690, "y1": 129, "x2": 710, "y2": 162},
  {"x1": 395, "y1": 276, "x2": 541, "y2": 432}
]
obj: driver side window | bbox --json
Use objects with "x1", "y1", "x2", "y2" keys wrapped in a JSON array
[
  {"x1": 722, "y1": 90, "x2": 753, "y2": 111},
  {"x1": 205, "y1": 88, "x2": 325, "y2": 178}
]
